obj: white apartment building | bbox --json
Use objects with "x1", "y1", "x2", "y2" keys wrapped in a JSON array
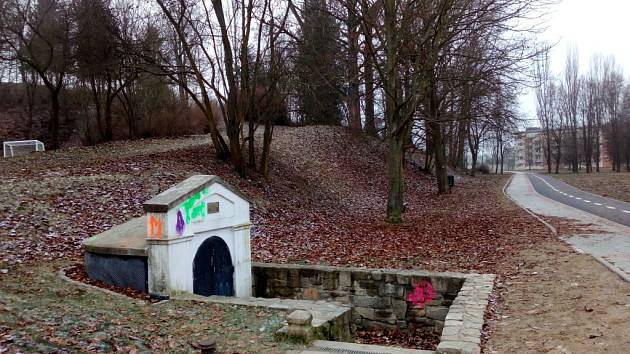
[{"x1": 514, "y1": 127, "x2": 545, "y2": 170}]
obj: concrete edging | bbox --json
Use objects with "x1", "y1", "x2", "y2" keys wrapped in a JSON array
[
  {"x1": 589, "y1": 254, "x2": 630, "y2": 283},
  {"x1": 58, "y1": 266, "x2": 172, "y2": 304},
  {"x1": 436, "y1": 274, "x2": 495, "y2": 354},
  {"x1": 57, "y1": 266, "x2": 138, "y2": 301}
]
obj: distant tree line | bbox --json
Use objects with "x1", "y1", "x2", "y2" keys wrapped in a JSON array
[
  {"x1": 0, "y1": 0, "x2": 550, "y2": 222},
  {"x1": 535, "y1": 46, "x2": 629, "y2": 174}
]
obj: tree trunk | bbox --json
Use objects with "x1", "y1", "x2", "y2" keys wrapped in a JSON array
[
  {"x1": 495, "y1": 139, "x2": 500, "y2": 174},
  {"x1": 383, "y1": 0, "x2": 404, "y2": 223},
  {"x1": 49, "y1": 92, "x2": 61, "y2": 149},
  {"x1": 455, "y1": 120, "x2": 468, "y2": 170},
  {"x1": 424, "y1": 142, "x2": 433, "y2": 173},
  {"x1": 572, "y1": 129, "x2": 579, "y2": 172},
  {"x1": 361, "y1": 0, "x2": 376, "y2": 135},
  {"x1": 546, "y1": 132, "x2": 552, "y2": 173},
  {"x1": 386, "y1": 126, "x2": 404, "y2": 223},
  {"x1": 118, "y1": 90, "x2": 137, "y2": 138},
  {"x1": 89, "y1": 78, "x2": 105, "y2": 140},
  {"x1": 363, "y1": 57, "x2": 376, "y2": 135},
  {"x1": 500, "y1": 141, "x2": 504, "y2": 175},
  {"x1": 346, "y1": 6, "x2": 361, "y2": 131},
  {"x1": 104, "y1": 87, "x2": 116, "y2": 142},
  {"x1": 429, "y1": 121, "x2": 448, "y2": 193},
  {"x1": 595, "y1": 128, "x2": 601, "y2": 172},
  {"x1": 248, "y1": 113, "x2": 256, "y2": 168},
  {"x1": 227, "y1": 119, "x2": 244, "y2": 175},
  {"x1": 259, "y1": 121, "x2": 274, "y2": 177},
  {"x1": 555, "y1": 145, "x2": 561, "y2": 174}
]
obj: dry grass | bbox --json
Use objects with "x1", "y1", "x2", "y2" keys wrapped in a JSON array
[{"x1": 553, "y1": 170, "x2": 630, "y2": 203}]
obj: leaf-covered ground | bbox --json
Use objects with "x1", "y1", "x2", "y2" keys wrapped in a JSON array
[
  {"x1": 0, "y1": 126, "x2": 573, "y2": 352},
  {"x1": 0, "y1": 127, "x2": 552, "y2": 271}
]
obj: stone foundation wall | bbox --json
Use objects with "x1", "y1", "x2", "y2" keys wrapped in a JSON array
[{"x1": 252, "y1": 263, "x2": 465, "y2": 332}]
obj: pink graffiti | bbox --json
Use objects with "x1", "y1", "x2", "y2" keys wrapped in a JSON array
[{"x1": 407, "y1": 280, "x2": 436, "y2": 308}]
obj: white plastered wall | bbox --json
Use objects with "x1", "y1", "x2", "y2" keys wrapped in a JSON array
[{"x1": 147, "y1": 180, "x2": 252, "y2": 297}]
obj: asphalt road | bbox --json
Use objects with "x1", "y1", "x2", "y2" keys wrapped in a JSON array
[{"x1": 526, "y1": 172, "x2": 630, "y2": 227}]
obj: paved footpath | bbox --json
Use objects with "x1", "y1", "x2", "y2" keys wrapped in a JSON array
[
  {"x1": 527, "y1": 173, "x2": 630, "y2": 227},
  {"x1": 506, "y1": 172, "x2": 630, "y2": 282}
]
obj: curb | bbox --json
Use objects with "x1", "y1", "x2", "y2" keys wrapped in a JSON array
[
  {"x1": 57, "y1": 266, "x2": 146, "y2": 301},
  {"x1": 589, "y1": 254, "x2": 630, "y2": 283},
  {"x1": 57, "y1": 266, "x2": 165, "y2": 305}
]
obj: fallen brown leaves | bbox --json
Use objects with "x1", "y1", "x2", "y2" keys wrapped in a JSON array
[
  {"x1": 355, "y1": 326, "x2": 441, "y2": 350},
  {"x1": 250, "y1": 127, "x2": 553, "y2": 275},
  {"x1": 64, "y1": 263, "x2": 150, "y2": 300},
  {"x1": 0, "y1": 127, "x2": 553, "y2": 274},
  {"x1": 0, "y1": 126, "x2": 557, "y2": 351}
]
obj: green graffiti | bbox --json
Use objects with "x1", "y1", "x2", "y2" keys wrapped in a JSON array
[{"x1": 181, "y1": 188, "x2": 209, "y2": 224}]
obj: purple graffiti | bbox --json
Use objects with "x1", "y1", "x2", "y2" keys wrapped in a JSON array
[{"x1": 176, "y1": 210, "x2": 185, "y2": 236}]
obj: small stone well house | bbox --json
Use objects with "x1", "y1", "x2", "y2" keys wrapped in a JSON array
[{"x1": 83, "y1": 175, "x2": 253, "y2": 298}]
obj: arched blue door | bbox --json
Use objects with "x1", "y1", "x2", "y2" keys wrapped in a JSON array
[{"x1": 193, "y1": 237, "x2": 234, "y2": 296}]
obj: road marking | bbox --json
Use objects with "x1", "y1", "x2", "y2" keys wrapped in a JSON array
[
  {"x1": 568, "y1": 195, "x2": 574, "y2": 198},
  {"x1": 530, "y1": 174, "x2": 630, "y2": 216}
]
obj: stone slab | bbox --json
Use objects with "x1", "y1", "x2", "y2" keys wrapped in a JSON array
[
  {"x1": 173, "y1": 293, "x2": 352, "y2": 340},
  {"x1": 310, "y1": 340, "x2": 434, "y2": 354},
  {"x1": 253, "y1": 262, "x2": 477, "y2": 281},
  {"x1": 82, "y1": 216, "x2": 147, "y2": 256},
  {"x1": 143, "y1": 175, "x2": 250, "y2": 212}
]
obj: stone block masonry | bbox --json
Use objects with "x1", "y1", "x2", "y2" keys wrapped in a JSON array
[
  {"x1": 252, "y1": 263, "x2": 494, "y2": 353},
  {"x1": 436, "y1": 274, "x2": 495, "y2": 354}
]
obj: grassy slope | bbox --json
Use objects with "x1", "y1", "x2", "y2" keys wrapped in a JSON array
[{"x1": 0, "y1": 126, "x2": 556, "y2": 352}]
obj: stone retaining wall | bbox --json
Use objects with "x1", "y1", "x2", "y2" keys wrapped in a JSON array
[{"x1": 252, "y1": 263, "x2": 465, "y2": 332}]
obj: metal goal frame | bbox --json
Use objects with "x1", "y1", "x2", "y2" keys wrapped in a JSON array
[{"x1": 3, "y1": 140, "x2": 45, "y2": 158}]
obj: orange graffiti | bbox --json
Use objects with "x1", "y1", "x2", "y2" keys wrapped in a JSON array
[{"x1": 148, "y1": 215, "x2": 163, "y2": 239}]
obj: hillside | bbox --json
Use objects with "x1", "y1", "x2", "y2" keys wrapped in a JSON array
[
  {"x1": 8, "y1": 126, "x2": 630, "y2": 353},
  {"x1": 0, "y1": 126, "x2": 549, "y2": 273}
]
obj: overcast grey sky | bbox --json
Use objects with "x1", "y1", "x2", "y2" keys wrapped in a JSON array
[{"x1": 519, "y1": 0, "x2": 630, "y2": 127}]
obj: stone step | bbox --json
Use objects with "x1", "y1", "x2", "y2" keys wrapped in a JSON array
[
  {"x1": 295, "y1": 340, "x2": 435, "y2": 354},
  {"x1": 174, "y1": 293, "x2": 353, "y2": 341}
]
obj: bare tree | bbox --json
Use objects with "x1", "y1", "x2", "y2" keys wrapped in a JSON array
[
  {"x1": 563, "y1": 45, "x2": 580, "y2": 172},
  {"x1": 602, "y1": 57, "x2": 624, "y2": 172},
  {"x1": 354, "y1": 0, "x2": 547, "y2": 222},
  {"x1": 0, "y1": 0, "x2": 73, "y2": 149},
  {"x1": 549, "y1": 81, "x2": 565, "y2": 173},
  {"x1": 152, "y1": 0, "x2": 290, "y2": 175},
  {"x1": 534, "y1": 46, "x2": 554, "y2": 173}
]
